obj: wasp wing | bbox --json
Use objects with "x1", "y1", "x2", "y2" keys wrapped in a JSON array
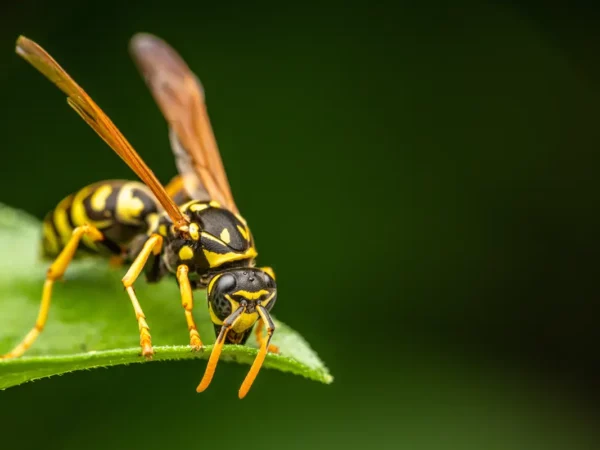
[
  {"x1": 129, "y1": 33, "x2": 238, "y2": 214},
  {"x1": 16, "y1": 35, "x2": 188, "y2": 228}
]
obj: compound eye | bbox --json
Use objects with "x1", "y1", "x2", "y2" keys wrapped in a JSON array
[
  {"x1": 259, "y1": 270, "x2": 275, "y2": 288},
  {"x1": 214, "y1": 273, "x2": 236, "y2": 295}
]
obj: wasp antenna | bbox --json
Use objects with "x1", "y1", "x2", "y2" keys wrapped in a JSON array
[
  {"x1": 238, "y1": 305, "x2": 275, "y2": 399},
  {"x1": 197, "y1": 304, "x2": 245, "y2": 393}
]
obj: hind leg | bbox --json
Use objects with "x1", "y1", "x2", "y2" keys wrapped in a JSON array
[{"x1": 0, "y1": 224, "x2": 103, "y2": 359}]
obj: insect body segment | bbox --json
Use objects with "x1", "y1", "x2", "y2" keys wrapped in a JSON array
[
  {"x1": 140, "y1": 200, "x2": 256, "y2": 285},
  {"x1": 3, "y1": 34, "x2": 280, "y2": 399},
  {"x1": 207, "y1": 269, "x2": 276, "y2": 343},
  {"x1": 42, "y1": 180, "x2": 159, "y2": 259},
  {"x1": 199, "y1": 268, "x2": 278, "y2": 398}
]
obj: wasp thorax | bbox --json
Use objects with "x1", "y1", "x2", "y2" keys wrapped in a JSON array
[{"x1": 187, "y1": 222, "x2": 200, "y2": 240}]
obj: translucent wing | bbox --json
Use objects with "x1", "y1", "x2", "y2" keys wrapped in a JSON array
[
  {"x1": 129, "y1": 33, "x2": 238, "y2": 214},
  {"x1": 16, "y1": 35, "x2": 188, "y2": 228}
]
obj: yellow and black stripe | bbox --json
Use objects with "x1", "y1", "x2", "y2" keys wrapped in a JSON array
[
  {"x1": 42, "y1": 180, "x2": 160, "y2": 259},
  {"x1": 205, "y1": 268, "x2": 277, "y2": 345},
  {"x1": 150, "y1": 199, "x2": 257, "y2": 275}
]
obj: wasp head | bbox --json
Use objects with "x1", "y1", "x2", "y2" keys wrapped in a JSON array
[{"x1": 207, "y1": 268, "x2": 277, "y2": 344}]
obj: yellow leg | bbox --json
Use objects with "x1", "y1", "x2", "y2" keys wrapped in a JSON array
[
  {"x1": 176, "y1": 265, "x2": 203, "y2": 351},
  {"x1": 254, "y1": 319, "x2": 279, "y2": 354},
  {"x1": 122, "y1": 234, "x2": 163, "y2": 359},
  {"x1": 108, "y1": 254, "x2": 125, "y2": 268},
  {"x1": 239, "y1": 305, "x2": 276, "y2": 399},
  {"x1": 164, "y1": 175, "x2": 184, "y2": 198},
  {"x1": 256, "y1": 267, "x2": 278, "y2": 352},
  {"x1": 196, "y1": 304, "x2": 246, "y2": 393},
  {"x1": 0, "y1": 224, "x2": 103, "y2": 360}
]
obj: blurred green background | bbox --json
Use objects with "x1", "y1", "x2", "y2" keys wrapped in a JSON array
[{"x1": 1, "y1": 1, "x2": 599, "y2": 449}]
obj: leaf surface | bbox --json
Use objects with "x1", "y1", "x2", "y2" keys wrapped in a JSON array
[{"x1": 0, "y1": 204, "x2": 332, "y2": 390}]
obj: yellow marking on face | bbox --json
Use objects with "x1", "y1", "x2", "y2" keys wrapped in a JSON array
[
  {"x1": 210, "y1": 297, "x2": 257, "y2": 331},
  {"x1": 261, "y1": 291, "x2": 276, "y2": 308},
  {"x1": 233, "y1": 312, "x2": 259, "y2": 333},
  {"x1": 224, "y1": 295, "x2": 259, "y2": 332},
  {"x1": 209, "y1": 200, "x2": 221, "y2": 208},
  {"x1": 90, "y1": 185, "x2": 112, "y2": 212},
  {"x1": 203, "y1": 247, "x2": 258, "y2": 268},
  {"x1": 158, "y1": 224, "x2": 168, "y2": 236},
  {"x1": 236, "y1": 224, "x2": 249, "y2": 241},
  {"x1": 220, "y1": 228, "x2": 231, "y2": 244},
  {"x1": 190, "y1": 203, "x2": 209, "y2": 212},
  {"x1": 208, "y1": 303, "x2": 223, "y2": 326},
  {"x1": 232, "y1": 289, "x2": 269, "y2": 300},
  {"x1": 207, "y1": 273, "x2": 223, "y2": 296},
  {"x1": 42, "y1": 221, "x2": 60, "y2": 255},
  {"x1": 189, "y1": 222, "x2": 200, "y2": 240},
  {"x1": 179, "y1": 245, "x2": 194, "y2": 260},
  {"x1": 229, "y1": 292, "x2": 276, "y2": 309},
  {"x1": 116, "y1": 183, "x2": 145, "y2": 225}
]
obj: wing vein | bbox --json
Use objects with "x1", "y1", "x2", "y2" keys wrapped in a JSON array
[
  {"x1": 16, "y1": 35, "x2": 188, "y2": 228},
  {"x1": 129, "y1": 33, "x2": 238, "y2": 213}
]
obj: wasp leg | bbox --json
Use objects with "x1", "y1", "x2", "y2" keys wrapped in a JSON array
[
  {"x1": 121, "y1": 234, "x2": 163, "y2": 359},
  {"x1": 176, "y1": 265, "x2": 203, "y2": 351},
  {"x1": 254, "y1": 319, "x2": 279, "y2": 354},
  {"x1": 0, "y1": 224, "x2": 104, "y2": 360},
  {"x1": 196, "y1": 303, "x2": 246, "y2": 393},
  {"x1": 239, "y1": 305, "x2": 276, "y2": 399},
  {"x1": 108, "y1": 254, "x2": 125, "y2": 268}
]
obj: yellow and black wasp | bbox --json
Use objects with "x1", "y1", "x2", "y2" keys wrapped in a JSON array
[{"x1": 0, "y1": 34, "x2": 279, "y2": 398}]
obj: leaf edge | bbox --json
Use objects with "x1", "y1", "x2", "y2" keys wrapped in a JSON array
[{"x1": 0, "y1": 344, "x2": 334, "y2": 390}]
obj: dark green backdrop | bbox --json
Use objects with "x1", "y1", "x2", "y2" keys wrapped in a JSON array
[{"x1": 1, "y1": 1, "x2": 599, "y2": 449}]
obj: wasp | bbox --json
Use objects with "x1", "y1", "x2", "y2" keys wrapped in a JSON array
[{"x1": 0, "y1": 34, "x2": 280, "y2": 399}]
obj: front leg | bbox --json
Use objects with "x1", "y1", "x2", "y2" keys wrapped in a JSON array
[
  {"x1": 254, "y1": 319, "x2": 280, "y2": 354},
  {"x1": 176, "y1": 265, "x2": 203, "y2": 351}
]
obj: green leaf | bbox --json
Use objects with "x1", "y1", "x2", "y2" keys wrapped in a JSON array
[{"x1": 0, "y1": 204, "x2": 332, "y2": 390}]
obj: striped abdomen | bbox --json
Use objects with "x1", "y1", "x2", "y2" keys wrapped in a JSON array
[{"x1": 42, "y1": 180, "x2": 160, "y2": 259}]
